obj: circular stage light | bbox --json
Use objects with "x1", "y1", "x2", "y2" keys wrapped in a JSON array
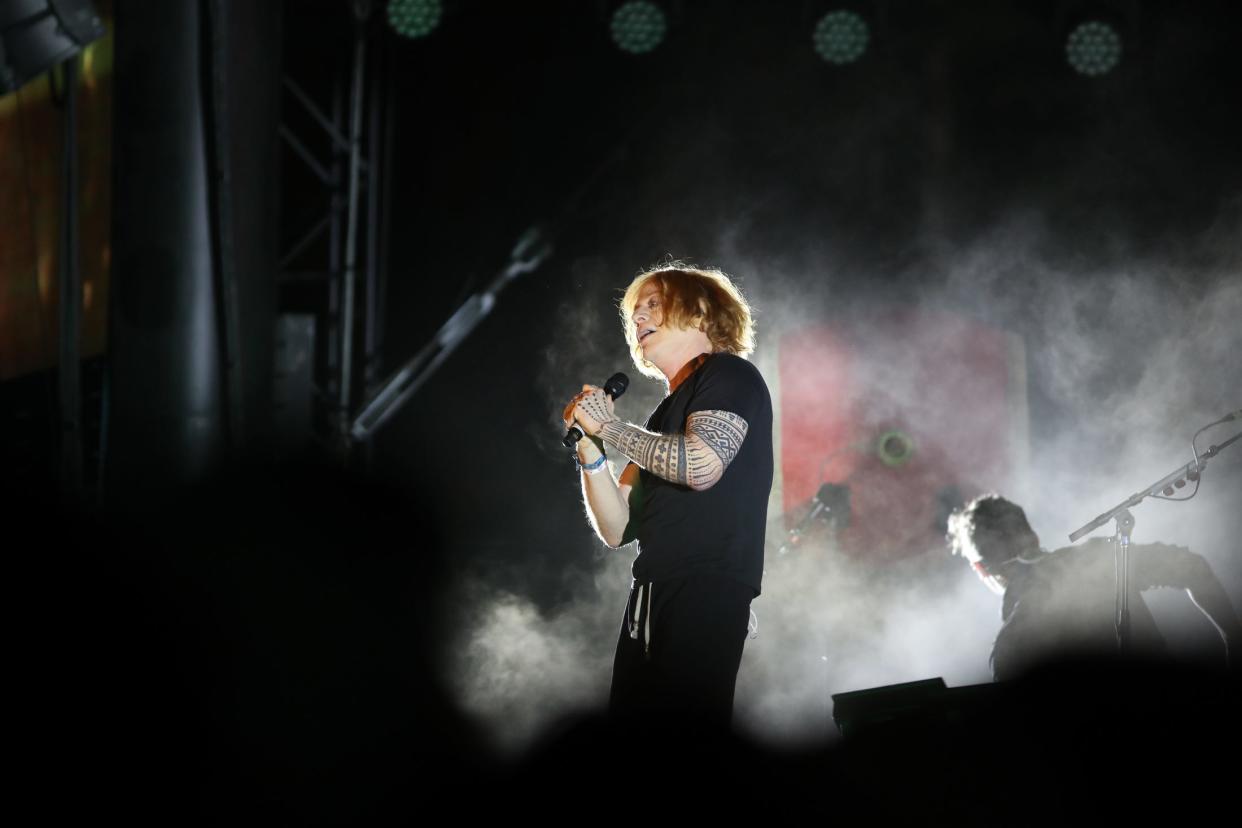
[
  {"x1": 1065, "y1": 21, "x2": 1122, "y2": 76},
  {"x1": 876, "y1": 430, "x2": 914, "y2": 467},
  {"x1": 387, "y1": 0, "x2": 442, "y2": 39},
  {"x1": 812, "y1": 10, "x2": 870, "y2": 65},
  {"x1": 610, "y1": 1, "x2": 667, "y2": 55}
]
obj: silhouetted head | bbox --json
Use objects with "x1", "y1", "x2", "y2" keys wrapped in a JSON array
[{"x1": 946, "y1": 494, "x2": 1042, "y2": 594}]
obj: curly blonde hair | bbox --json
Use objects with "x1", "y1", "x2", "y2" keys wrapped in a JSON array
[{"x1": 619, "y1": 263, "x2": 756, "y2": 380}]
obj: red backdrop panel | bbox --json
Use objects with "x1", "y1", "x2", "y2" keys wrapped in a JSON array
[{"x1": 777, "y1": 307, "x2": 1022, "y2": 560}]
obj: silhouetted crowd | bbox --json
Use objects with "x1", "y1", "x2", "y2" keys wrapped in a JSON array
[{"x1": 11, "y1": 461, "x2": 1239, "y2": 824}]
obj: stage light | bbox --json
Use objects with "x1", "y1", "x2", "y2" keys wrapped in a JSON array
[
  {"x1": 386, "y1": 0, "x2": 441, "y2": 40},
  {"x1": 876, "y1": 430, "x2": 914, "y2": 467},
  {"x1": 812, "y1": 9, "x2": 869, "y2": 65},
  {"x1": 610, "y1": 1, "x2": 667, "y2": 55},
  {"x1": 1065, "y1": 20, "x2": 1122, "y2": 76}
]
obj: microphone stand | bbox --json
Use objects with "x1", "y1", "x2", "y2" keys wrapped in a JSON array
[
  {"x1": 777, "y1": 482, "x2": 850, "y2": 556},
  {"x1": 346, "y1": 139, "x2": 632, "y2": 448},
  {"x1": 348, "y1": 226, "x2": 550, "y2": 442},
  {"x1": 777, "y1": 493, "x2": 832, "y2": 557},
  {"x1": 1111, "y1": 508, "x2": 1134, "y2": 654},
  {"x1": 1068, "y1": 417, "x2": 1240, "y2": 652}
]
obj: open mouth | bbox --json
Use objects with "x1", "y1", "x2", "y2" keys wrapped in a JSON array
[{"x1": 638, "y1": 329, "x2": 656, "y2": 342}]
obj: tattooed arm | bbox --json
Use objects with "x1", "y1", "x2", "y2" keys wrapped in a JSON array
[
  {"x1": 568, "y1": 385, "x2": 750, "y2": 490},
  {"x1": 596, "y1": 410, "x2": 749, "y2": 491}
]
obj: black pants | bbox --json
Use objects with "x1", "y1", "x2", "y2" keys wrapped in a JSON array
[{"x1": 608, "y1": 572, "x2": 754, "y2": 730}]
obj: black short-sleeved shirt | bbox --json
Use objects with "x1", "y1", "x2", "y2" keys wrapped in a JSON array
[
  {"x1": 623, "y1": 352, "x2": 774, "y2": 595},
  {"x1": 990, "y1": 538, "x2": 1203, "y2": 680}
]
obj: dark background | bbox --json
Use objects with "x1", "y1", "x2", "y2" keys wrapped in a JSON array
[
  {"x1": 4, "y1": 1, "x2": 1241, "y2": 818},
  {"x1": 294, "y1": 0, "x2": 1242, "y2": 605}
]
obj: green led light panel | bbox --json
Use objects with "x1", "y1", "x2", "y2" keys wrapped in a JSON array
[
  {"x1": 388, "y1": 0, "x2": 442, "y2": 39},
  {"x1": 1066, "y1": 21, "x2": 1122, "y2": 76},
  {"x1": 610, "y1": 1, "x2": 667, "y2": 55},
  {"x1": 813, "y1": 10, "x2": 869, "y2": 65}
]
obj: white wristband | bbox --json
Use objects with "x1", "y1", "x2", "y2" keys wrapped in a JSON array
[{"x1": 577, "y1": 453, "x2": 608, "y2": 474}]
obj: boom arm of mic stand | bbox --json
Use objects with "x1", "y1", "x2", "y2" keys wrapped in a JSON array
[
  {"x1": 1068, "y1": 429, "x2": 1240, "y2": 542},
  {"x1": 345, "y1": 135, "x2": 627, "y2": 446},
  {"x1": 348, "y1": 227, "x2": 551, "y2": 441}
]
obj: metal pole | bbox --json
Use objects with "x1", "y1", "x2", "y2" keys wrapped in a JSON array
[
  {"x1": 361, "y1": 35, "x2": 384, "y2": 469},
  {"x1": 326, "y1": 75, "x2": 344, "y2": 405},
  {"x1": 206, "y1": 0, "x2": 245, "y2": 456},
  {"x1": 375, "y1": 56, "x2": 395, "y2": 384},
  {"x1": 338, "y1": 4, "x2": 369, "y2": 445},
  {"x1": 282, "y1": 76, "x2": 355, "y2": 155},
  {"x1": 1113, "y1": 509, "x2": 1134, "y2": 654}
]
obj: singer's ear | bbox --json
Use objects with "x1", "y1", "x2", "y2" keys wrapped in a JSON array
[{"x1": 694, "y1": 298, "x2": 711, "y2": 331}]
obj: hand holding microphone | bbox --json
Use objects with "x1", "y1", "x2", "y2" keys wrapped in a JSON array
[{"x1": 563, "y1": 372, "x2": 629, "y2": 447}]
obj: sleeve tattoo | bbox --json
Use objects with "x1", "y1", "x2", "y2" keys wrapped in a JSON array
[{"x1": 598, "y1": 410, "x2": 749, "y2": 491}]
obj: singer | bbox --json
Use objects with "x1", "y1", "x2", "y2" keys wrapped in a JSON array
[{"x1": 562, "y1": 263, "x2": 773, "y2": 731}]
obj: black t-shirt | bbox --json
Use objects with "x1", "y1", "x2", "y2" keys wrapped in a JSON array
[
  {"x1": 623, "y1": 353, "x2": 774, "y2": 595},
  {"x1": 990, "y1": 538, "x2": 1194, "y2": 680}
]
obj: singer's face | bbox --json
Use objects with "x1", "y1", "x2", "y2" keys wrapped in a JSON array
[
  {"x1": 632, "y1": 281, "x2": 699, "y2": 361},
  {"x1": 632, "y1": 281, "x2": 666, "y2": 354}
]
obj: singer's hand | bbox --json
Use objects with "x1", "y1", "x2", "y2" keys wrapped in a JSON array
[
  {"x1": 561, "y1": 384, "x2": 588, "y2": 427},
  {"x1": 560, "y1": 387, "x2": 588, "y2": 432},
  {"x1": 568, "y1": 384, "x2": 617, "y2": 437},
  {"x1": 561, "y1": 396, "x2": 604, "y2": 461}
]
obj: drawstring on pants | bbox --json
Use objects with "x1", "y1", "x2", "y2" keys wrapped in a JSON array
[{"x1": 628, "y1": 580, "x2": 653, "y2": 658}]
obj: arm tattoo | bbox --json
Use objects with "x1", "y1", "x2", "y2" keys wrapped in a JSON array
[{"x1": 598, "y1": 410, "x2": 749, "y2": 491}]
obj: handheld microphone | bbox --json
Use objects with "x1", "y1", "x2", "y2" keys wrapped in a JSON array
[{"x1": 563, "y1": 372, "x2": 629, "y2": 447}]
